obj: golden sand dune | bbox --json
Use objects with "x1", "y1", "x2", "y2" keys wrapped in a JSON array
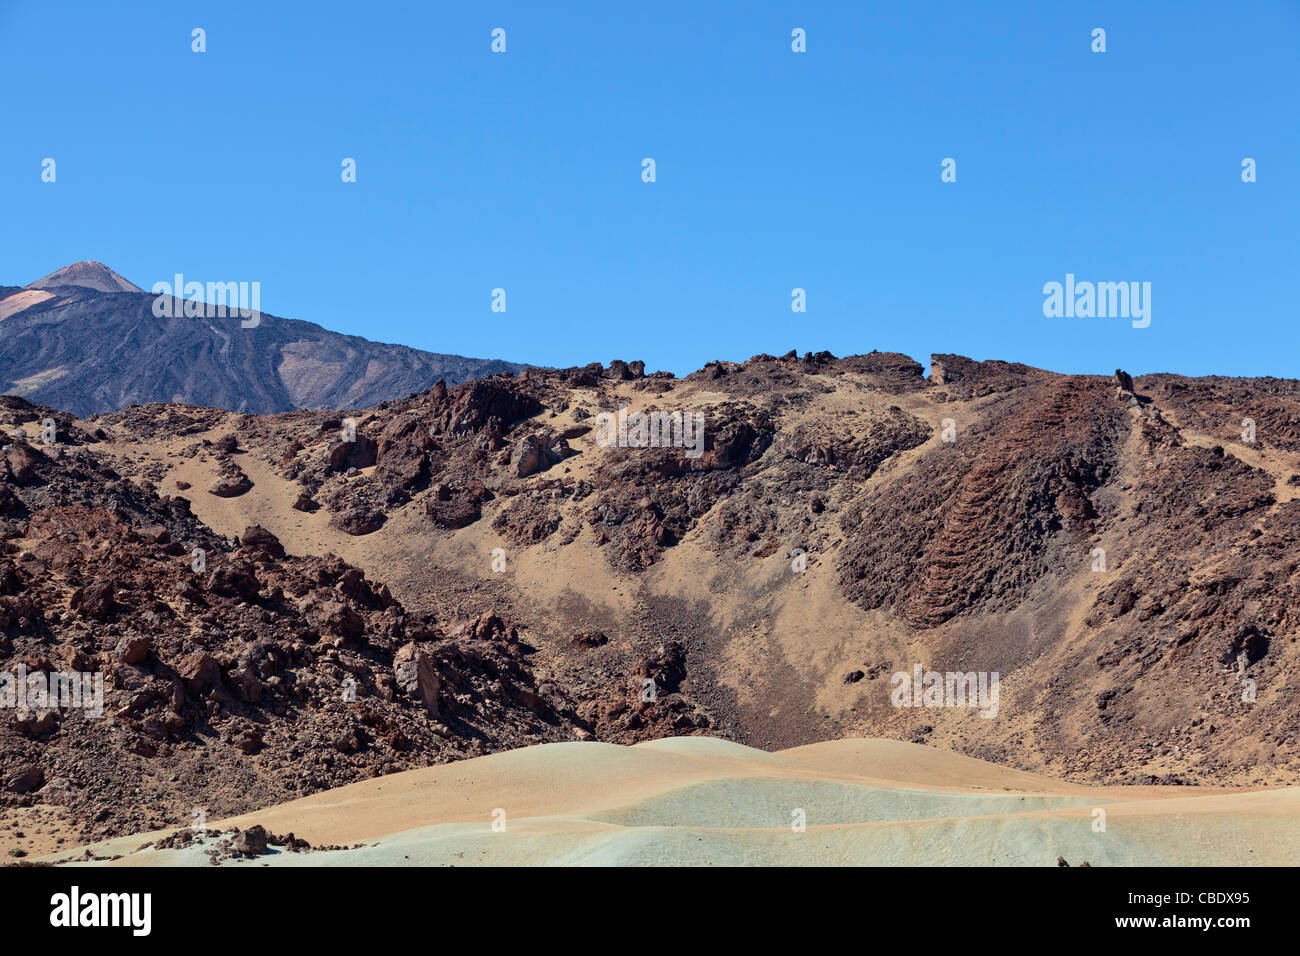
[{"x1": 46, "y1": 737, "x2": 1298, "y2": 867}]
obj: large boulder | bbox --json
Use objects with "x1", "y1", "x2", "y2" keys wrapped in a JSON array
[
  {"x1": 176, "y1": 652, "x2": 224, "y2": 692},
  {"x1": 329, "y1": 506, "x2": 385, "y2": 536},
  {"x1": 393, "y1": 642, "x2": 440, "y2": 717},
  {"x1": 2, "y1": 443, "x2": 47, "y2": 485},
  {"x1": 206, "y1": 561, "x2": 262, "y2": 602},
  {"x1": 209, "y1": 471, "x2": 253, "y2": 498},
  {"x1": 509, "y1": 433, "x2": 569, "y2": 478},
  {"x1": 115, "y1": 635, "x2": 152, "y2": 665},
  {"x1": 298, "y1": 594, "x2": 365, "y2": 646},
  {"x1": 4, "y1": 764, "x2": 44, "y2": 794},
  {"x1": 70, "y1": 579, "x2": 117, "y2": 620},
  {"x1": 232, "y1": 825, "x2": 269, "y2": 855},
  {"x1": 444, "y1": 380, "x2": 543, "y2": 435},
  {"x1": 239, "y1": 525, "x2": 285, "y2": 559},
  {"x1": 425, "y1": 496, "x2": 481, "y2": 529},
  {"x1": 327, "y1": 436, "x2": 378, "y2": 472},
  {"x1": 425, "y1": 481, "x2": 493, "y2": 529},
  {"x1": 509, "y1": 434, "x2": 550, "y2": 477}
]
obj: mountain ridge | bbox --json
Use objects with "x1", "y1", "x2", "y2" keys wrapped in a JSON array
[{"x1": 0, "y1": 262, "x2": 527, "y2": 416}]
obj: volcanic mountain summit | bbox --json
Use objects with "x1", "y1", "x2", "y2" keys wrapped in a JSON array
[{"x1": 26, "y1": 261, "x2": 145, "y2": 294}]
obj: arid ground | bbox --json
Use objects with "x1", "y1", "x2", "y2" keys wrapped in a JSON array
[{"x1": 3, "y1": 352, "x2": 1297, "y2": 863}]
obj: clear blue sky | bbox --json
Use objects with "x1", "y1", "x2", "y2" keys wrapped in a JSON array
[{"x1": 2, "y1": 0, "x2": 1296, "y2": 378}]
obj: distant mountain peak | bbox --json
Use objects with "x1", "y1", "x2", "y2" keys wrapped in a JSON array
[
  {"x1": 1, "y1": 263, "x2": 526, "y2": 415},
  {"x1": 27, "y1": 261, "x2": 144, "y2": 294}
]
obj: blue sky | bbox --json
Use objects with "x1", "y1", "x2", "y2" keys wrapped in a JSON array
[{"x1": 2, "y1": 0, "x2": 1297, "y2": 378}]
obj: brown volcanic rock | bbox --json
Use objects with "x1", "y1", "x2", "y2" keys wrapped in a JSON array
[
  {"x1": 330, "y1": 506, "x2": 385, "y2": 536},
  {"x1": 571, "y1": 401, "x2": 778, "y2": 570},
  {"x1": 424, "y1": 480, "x2": 492, "y2": 529},
  {"x1": 10, "y1": 349, "x2": 1300, "y2": 839},
  {"x1": 206, "y1": 560, "x2": 262, "y2": 602},
  {"x1": 297, "y1": 592, "x2": 366, "y2": 646},
  {"x1": 510, "y1": 432, "x2": 564, "y2": 478},
  {"x1": 175, "y1": 652, "x2": 224, "y2": 693},
  {"x1": 575, "y1": 640, "x2": 712, "y2": 744},
  {"x1": 572, "y1": 631, "x2": 608, "y2": 648},
  {"x1": 239, "y1": 525, "x2": 286, "y2": 559},
  {"x1": 493, "y1": 494, "x2": 563, "y2": 545},
  {"x1": 437, "y1": 378, "x2": 544, "y2": 436},
  {"x1": 231, "y1": 824, "x2": 269, "y2": 854},
  {"x1": 373, "y1": 414, "x2": 433, "y2": 498},
  {"x1": 841, "y1": 376, "x2": 1122, "y2": 627},
  {"x1": 774, "y1": 405, "x2": 929, "y2": 473},
  {"x1": 115, "y1": 635, "x2": 151, "y2": 665},
  {"x1": 327, "y1": 436, "x2": 378, "y2": 472},
  {"x1": 424, "y1": 496, "x2": 478, "y2": 529},
  {"x1": 69, "y1": 579, "x2": 118, "y2": 621},
  {"x1": 0, "y1": 441, "x2": 586, "y2": 844},
  {"x1": 928, "y1": 353, "x2": 1051, "y2": 395},
  {"x1": 838, "y1": 351, "x2": 928, "y2": 389},
  {"x1": 208, "y1": 469, "x2": 253, "y2": 498},
  {"x1": 2, "y1": 442, "x2": 49, "y2": 485},
  {"x1": 1141, "y1": 373, "x2": 1300, "y2": 452},
  {"x1": 5, "y1": 764, "x2": 45, "y2": 794},
  {"x1": 451, "y1": 612, "x2": 519, "y2": 644},
  {"x1": 393, "y1": 642, "x2": 440, "y2": 717}
]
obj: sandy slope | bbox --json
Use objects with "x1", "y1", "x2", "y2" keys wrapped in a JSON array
[{"x1": 42, "y1": 736, "x2": 1295, "y2": 867}]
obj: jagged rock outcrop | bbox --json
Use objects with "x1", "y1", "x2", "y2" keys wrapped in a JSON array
[{"x1": 0, "y1": 404, "x2": 588, "y2": 841}]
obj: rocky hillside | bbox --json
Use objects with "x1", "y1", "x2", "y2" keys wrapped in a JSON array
[
  {"x1": 0, "y1": 396, "x2": 618, "y2": 844},
  {"x1": 3, "y1": 350, "x2": 1299, "y2": 847},
  {"x1": 0, "y1": 262, "x2": 525, "y2": 416}
]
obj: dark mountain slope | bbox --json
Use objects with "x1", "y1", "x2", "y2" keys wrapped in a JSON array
[{"x1": 0, "y1": 263, "x2": 526, "y2": 416}]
